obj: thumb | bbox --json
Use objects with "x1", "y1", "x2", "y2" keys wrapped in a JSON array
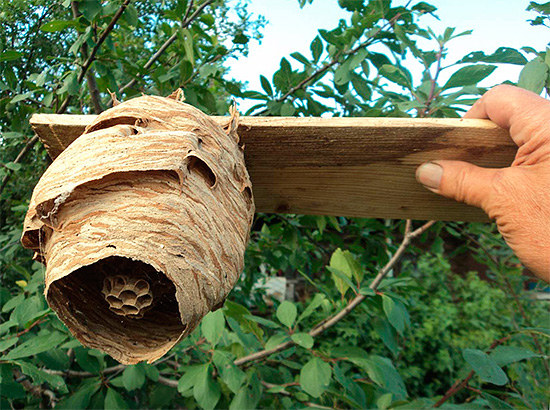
[{"x1": 416, "y1": 160, "x2": 498, "y2": 211}]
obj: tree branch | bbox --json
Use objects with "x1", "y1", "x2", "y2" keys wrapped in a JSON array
[
  {"x1": 58, "y1": 0, "x2": 131, "y2": 114},
  {"x1": 433, "y1": 335, "x2": 511, "y2": 408},
  {"x1": 0, "y1": 135, "x2": 39, "y2": 195},
  {"x1": 251, "y1": 11, "x2": 407, "y2": 116},
  {"x1": 233, "y1": 220, "x2": 435, "y2": 367},
  {"x1": 78, "y1": 0, "x2": 131, "y2": 83},
  {"x1": 419, "y1": 42, "x2": 443, "y2": 117},
  {"x1": 117, "y1": 0, "x2": 213, "y2": 96}
]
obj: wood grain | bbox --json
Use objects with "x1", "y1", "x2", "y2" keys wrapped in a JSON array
[{"x1": 30, "y1": 113, "x2": 517, "y2": 222}]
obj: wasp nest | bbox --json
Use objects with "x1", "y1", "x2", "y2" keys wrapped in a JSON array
[
  {"x1": 21, "y1": 92, "x2": 254, "y2": 364},
  {"x1": 102, "y1": 275, "x2": 153, "y2": 318}
]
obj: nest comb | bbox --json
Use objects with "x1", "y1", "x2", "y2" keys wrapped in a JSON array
[{"x1": 21, "y1": 93, "x2": 254, "y2": 364}]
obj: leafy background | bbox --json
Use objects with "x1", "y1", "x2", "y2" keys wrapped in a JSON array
[{"x1": 1, "y1": 0, "x2": 549, "y2": 408}]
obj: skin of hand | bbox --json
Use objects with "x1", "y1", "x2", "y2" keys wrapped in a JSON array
[{"x1": 416, "y1": 85, "x2": 550, "y2": 284}]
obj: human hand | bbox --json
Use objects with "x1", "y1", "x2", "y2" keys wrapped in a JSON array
[{"x1": 416, "y1": 85, "x2": 550, "y2": 283}]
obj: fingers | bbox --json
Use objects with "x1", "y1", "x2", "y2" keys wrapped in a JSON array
[
  {"x1": 464, "y1": 85, "x2": 550, "y2": 146},
  {"x1": 416, "y1": 160, "x2": 501, "y2": 211}
]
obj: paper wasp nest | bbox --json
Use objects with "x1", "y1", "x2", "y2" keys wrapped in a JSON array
[{"x1": 21, "y1": 93, "x2": 254, "y2": 364}]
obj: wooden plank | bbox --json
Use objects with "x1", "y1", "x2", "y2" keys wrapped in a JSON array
[{"x1": 29, "y1": 113, "x2": 517, "y2": 222}]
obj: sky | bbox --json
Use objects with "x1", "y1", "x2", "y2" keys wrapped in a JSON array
[{"x1": 227, "y1": 0, "x2": 549, "y2": 110}]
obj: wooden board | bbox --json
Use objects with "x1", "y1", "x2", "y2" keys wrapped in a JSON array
[{"x1": 30, "y1": 114, "x2": 517, "y2": 222}]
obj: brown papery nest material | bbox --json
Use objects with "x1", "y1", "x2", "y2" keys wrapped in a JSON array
[{"x1": 21, "y1": 93, "x2": 254, "y2": 364}]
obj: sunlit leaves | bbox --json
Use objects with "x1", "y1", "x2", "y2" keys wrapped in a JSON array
[
  {"x1": 518, "y1": 56, "x2": 549, "y2": 94},
  {"x1": 277, "y1": 301, "x2": 297, "y2": 328},
  {"x1": 328, "y1": 248, "x2": 362, "y2": 296},
  {"x1": 201, "y1": 309, "x2": 225, "y2": 346},
  {"x1": 443, "y1": 64, "x2": 496, "y2": 90}
]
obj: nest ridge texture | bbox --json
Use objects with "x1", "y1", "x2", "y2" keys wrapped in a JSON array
[{"x1": 21, "y1": 94, "x2": 254, "y2": 364}]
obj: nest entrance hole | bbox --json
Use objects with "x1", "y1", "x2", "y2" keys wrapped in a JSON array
[{"x1": 48, "y1": 256, "x2": 185, "y2": 358}]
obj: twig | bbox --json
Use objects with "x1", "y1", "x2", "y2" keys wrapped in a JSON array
[
  {"x1": 419, "y1": 42, "x2": 443, "y2": 117},
  {"x1": 433, "y1": 336, "x2": 511, "y2": 408},
  {"x1": 44, "y1": 364, "x2": 125, "y2": 378},
  {"x1": 15, "y1": 317, "x2": 47, "y2": 337},
  {"x1": 234, "y1": 220, "x2": 435, "y2": 367},
  {"x1": 13, "y1": 367, "x2": 58, "y2": 407},
  {"x1": 117, "y1": 0, "x2": 214, "y2": 95},
  {"x1": 157, "y1": 375, "x2": 178, "y2": 388}
]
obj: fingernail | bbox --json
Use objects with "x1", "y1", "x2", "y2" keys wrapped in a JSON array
[{"x1": 416, "y1": 162, "x2": 443, "y2": 190}]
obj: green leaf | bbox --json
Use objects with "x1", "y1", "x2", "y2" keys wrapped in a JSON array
[
  {"x1": 379, "y1": 65, "x2": 412, "y2": 88},
  {"x1": 373, "y1": 318, "x2": 399, "y2": 355},
  {"x1": 334, "y1": 64, "x2": 353, "y2": 85},
  {"x1": 0, "y1": 51, "x2": 23, "y2": 62},
  {"x1": 265, "y1": 332, "x2": 290, "y2": 350},
  {"x1": 2, "y1": 331, "x2": 66, "y2": 361},
  {"x1": 229, "y1": 374, "x2": 262, "y2": 410},
  {"x1": 122, "y1": 364, "x2": 146, "y2": 391},
  {"x1": 352, "y1": 74, "x2": 372, "y2": 100},
  {"x1": 328, "y1": 248, "x2": 361, "y2": 296},
  {"x1": 364, "y1": 356, "x2": 407, "y2": 399},
  {"x1": 310, "y1": 36, "x2": 323, "y2": 63},
  {"x1": 233, "y1": 32, "x2": 249, "y2": 44},
  {"x1": 178, "y1": 365, "x2": 205, "y2": 394},
  {"x1": 280, "y1": 102, "x2": 296, "y2": 116},
  {"x1": 78, "y1": 0, "x2": 102, "y2": 21},
  {"x1": 57, "y1": 378, "x2": 100, "y2": 409},
  {"x1": 277, "y1": 301, "x2": 297, "y2": 328},
  {"x1": 359, "y1": 287, "x2": 375, "y2": 296},
  {"x1": 458, "y1": 47, "x2": 528, "y2": 65},
  {"x1": 291, "y1": 52, "x2": 310, "y2": 65},
  {"x1": 123, "y1": 5, "x2": 139, "y2": 27},
  {"x1": 14, "y1": 360, "x2": 67, "y2": 393},
  {"x1": 462, "y1": 348, "x2": 508, "y2": 386},
  {"x1": 10, "y1": 92, "x2": 32, "y2": 104},
  {"x1": 327, "y1": 266, "x2": 356, "y2": 292},
  {"x1": 57, "y1": 72, "x2": 79, "y2": 96},
  {"x1": 194, "y1": 364, "x2": 221, "y2": 410},
  {"x1": 300, "y1": 357, "x2": 332, "y2": 398},
  {"x1": 244, "y1": 314, "x2": 280, "y2": 329},
  {"x1": 212, "y1": 351, "x2": 246, "y2": 394},
  {"x1": 181, "y1": 28, "x2": 195, "y2": 66},
  {"x1": 260, "y1": 75, "x2": 273, "y2": 96},
  {"x1": 382, "y1": 295, "x2": 410, "y2": 335},
  {"x1": 0, "y1": 337, "x2": 18, "y2": 353},
  {"x1": 377, "y1": 393, "x2": 393, "y2": 410},
  {"x1": 40, "y1": 20, "x2": 74, "y2": 32},
  {"x1": 518, "y1": 56, "x2": 549, "y2": 94},
  {"x1": 443, "y1": 65, "x2": 496, "y2": 90},
  {"x1": 2, "y1": 294, "x2": 24, "y2": 313},
  {"x1": 481, "y1": 392, "x2": 516, "y2": 410},
  {"x1": 74, "y1": 347, "x2": 104, "y2": 374},
  {"x1": 4, "y1": 162, "x2": 22, "y2": 171},
  {"x1": 297, "y1": 293, "x2": 326, "y2": 324},
  {"x1": 104, "y1": 388, "x2": 129, "y2": 410},
  {"x1": 201, "y1": 309, "x2": 225, "y2": 346},
  {"x1": 291, "y1": 332, "x2": 314, "y2": 349},
  {"x1": 490, "y1": 346, "x2": 539, "y2": 367},
  {"x1": 143, "y1": 363, "x2": 159, "y2": 382}
]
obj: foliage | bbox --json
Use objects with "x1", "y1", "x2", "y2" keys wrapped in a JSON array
[{"x1": 1, "y1": 0, "x2": 549, "y2": 408}]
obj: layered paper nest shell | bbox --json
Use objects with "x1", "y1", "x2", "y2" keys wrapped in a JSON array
[{"x1": 21, "y1": 94, "x2": 254, "y2": 364}]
